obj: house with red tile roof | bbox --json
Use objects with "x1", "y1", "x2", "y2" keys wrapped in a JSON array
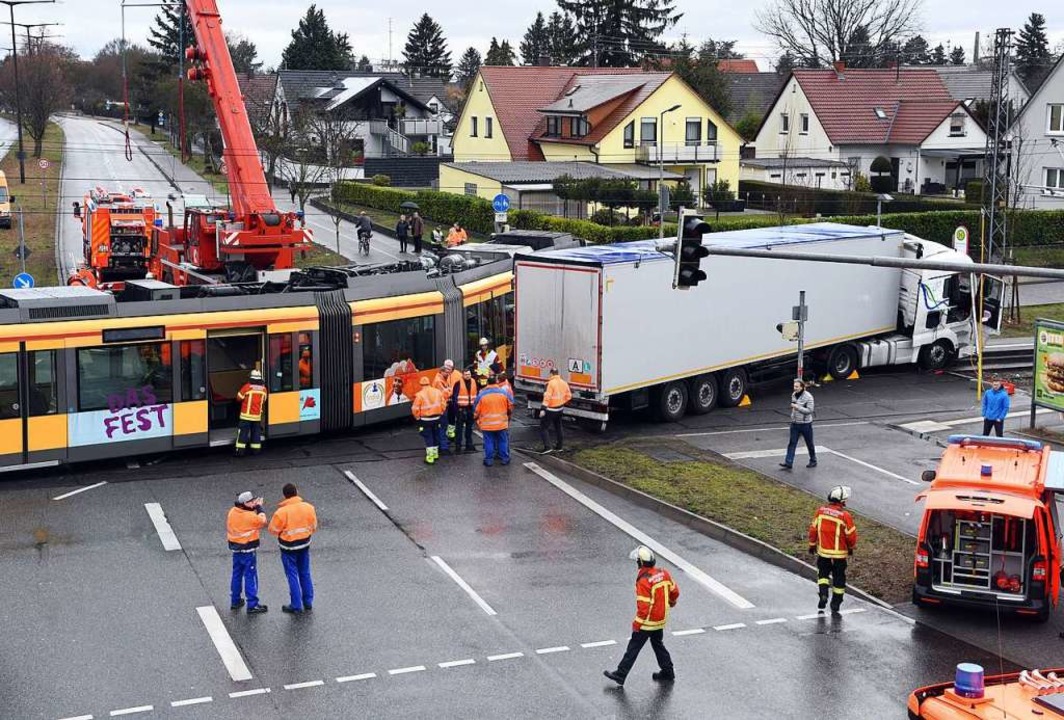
[
  {"x1": 749, "y1": 63, "x2": 987, "y2": 195},
  {"x1": 441, "y1": 66, "x2": 740, "y2": 214}
]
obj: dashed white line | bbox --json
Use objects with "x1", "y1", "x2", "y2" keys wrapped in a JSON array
[
  {"x1": 755, "y1": 618, "x2": 788, "y2": 626},
  {"x1": 52, "y1": 481, "x2": 108, "y2": 501},
  {"x1": 170, "y1": 696, "x2": 212, "y2": 707},
  {"x1": 109, "y1": 707, "x2": 153, "y2": 717},
  {"x1": 525, "y1": 462, "x2": 755, "y2": 610},
  {"x1": 713, "y1": 623, "x2": 746, "y2": 631},
  {"x1": 196, "y1": 606, "x2": 254, "y2": 682},
  {"x1": 438, "y1": 658, "x2": 477, "y2": 668},
  {"x1": 336, "y1": 673, "x2": 377, "y2": 683},
  {"x1": 144, "y1": 502, "x2": 182, "y2": 551},
  {"x1": 431, "y1": 555, "x2": 497, "y2": 616},
  {"x1": 580, "y1": 640, "x2": 617, "y2": 649},
  {"x1": 487, "y1": 652, "x2": 524, "y2": 661},
  {"x1": 671, "y1": 628, "x2": 705, "y2": 636},
  {"x1": 284, "y1": 680, "x2": 324, "y2": 690},
  {"x1": 228, "y1": 688, "x2": 270, "y2": 699},
  {"x1": 535, "y1": 646, "x2": 570, "y2": 655},
  {"x1": 388, "y1": 665, "x2": 427, "y2": 676},
  {"x1": 58, "y1": 715, "x2": 94, "y2": 720},
  {"x1": 344, "y1": 470, "x2": 389, "y2": 511}
]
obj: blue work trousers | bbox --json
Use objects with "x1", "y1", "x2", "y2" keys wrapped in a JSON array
[
  {"x1": 482, "y1": 429, "x2": 510, "y2": 466},
  {"x1": 236, "y1": 419, "x2": 262, "y2": 452},
  {"x1": 230, "y1": 551, "x2": 260, "y2": 608},
  {"x1": 418, "y1": 419, "x2": 449, "y2": 451},
  {"x1": 280, "y1": 548, "x2": 314, "y2": 611}
]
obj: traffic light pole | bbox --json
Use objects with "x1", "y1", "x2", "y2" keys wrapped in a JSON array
[{"x1": 795, "y1": 290, "x2": 806, "y2": 381}]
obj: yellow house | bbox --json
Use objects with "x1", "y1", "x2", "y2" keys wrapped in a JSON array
[{"x1": 441, "y1": 66, "x2": 740, "y2": 211}]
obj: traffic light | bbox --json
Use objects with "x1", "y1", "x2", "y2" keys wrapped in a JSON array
[{"x1": 674, "y1": 215, "x2": 711, "y2": 288}]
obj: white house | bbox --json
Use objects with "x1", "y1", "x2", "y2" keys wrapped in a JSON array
[
  {"x1": 1010, "y1": 55, "x2": 1064, "y2": 209},
  {"x1": 751, "y1": 64, "x2": 988, "y2": 195}
]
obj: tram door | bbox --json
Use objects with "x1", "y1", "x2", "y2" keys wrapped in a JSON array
[{"x1": 206, "y1": 331, "x2": 264, "y2": 442}]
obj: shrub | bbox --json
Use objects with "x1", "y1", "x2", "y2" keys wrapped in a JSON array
[
  {"x1": 870, "y1": 156, "x2": 893, "y2": 174},
  {"x1": 669, "y1": 180, "x2": 697, "y2": 210},
  {"x1": 703, "y1": 178, "x2": 734, "y2": 206},
  {"x1": 853, "y1": 172, "x2": 872, "y2": 193},
  {"x1": 410, "y1": 142, "x2": 431, "y2": 156},
  {"x1": 738, "y1": 180, "x2": 978, "y2": 216},
  {"x1": 965, "y1": 180, "x2": 985, "y2": 205},
  {"x1": 371, "y1": 174, "x2": 392, "y2": 186}
]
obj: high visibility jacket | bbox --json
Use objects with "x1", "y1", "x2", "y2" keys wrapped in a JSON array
[
  {"x1": 809, "y1": 503, "x2": 858, "y2": 559},
  {"x1": 269, "y1": 495, "x2": 318, "y2": 551},
  {"x1": 433, "y1": 371, "x2": 459, "y2": 400},
  {"x1": 633, "y1": 566, "x2": 679, "y2": 632},
  {"x1": 453, "y1": 378, "x2": 477, "y2": 408},
  {"x1": 543, "y1": 376, "x2": 572, "y2": 410},
  {"x1": 412, "y1": 385, "x2": 446, "y2": 421},
  {"x1": 227, "y1": 504, "x2": 267, "y2": 552},
  {"x1": 237, "y1": 382, "x2": 267, "y2": 421},
  {"x1": 498, "y1": 380, "x2": 514, "y2": 400},
  {"x1": 446, "y1": 228, "x2": 467, "y2": 246},
  {"x1": 475, "y1": 350, "x2": 499, "y2": 375},
  {"x1": 299, "y1": 358, "x2": 312, "y2": 387},
  {"x1": 474, "y1": 386, "x2": 512, "y2": 431}
]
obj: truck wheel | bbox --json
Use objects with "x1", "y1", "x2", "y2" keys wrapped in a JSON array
[
  {"x1": 654, "y1": 381, "x2": 688, "y2": 422},
  {"x1": 687, "y1": 374, "x2": 718, "y2": 415},
  {"x1": 718, "y1": 368, "x2": 748, "y2": 408},
  {"x1": 827, "y1": 344, "x2": 858, "y2": 380},
  {"x1": 918, "y1": 340, "x2": 953, "y2": 371}
]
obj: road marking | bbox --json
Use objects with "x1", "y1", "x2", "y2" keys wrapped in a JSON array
[
  {"x1": 899, "y1": 408, "x2": 1054, "y2": 432},
  {"x1": 438, "y1": 659, "x2": 477, "y2": 668},
  {"x1": 388, "y1": 665, "x2": 426, "y2": 676},
  {"x1": 525, "y1": 462, "x2": 755, "y2": 610},
  {"x1": 109, "y1": 707, "x2": 153, "y2": 717},
  {"x1": 284, "y1": 680, "x2": 324, "y2": 690},
  {"x1": 580, "y1": 640, "x2": 617, "y2": 648},
  {"x1": 671, "y1": 628, "x2": 705, "y2": 636},
  {"x1": 344, "y1": 470, "x2": 388, "y2": 511},
  {"x1": 838, "y1": 608, "x2": 867, "y2": 616},
  {"x1": 676, "y1": 421, "x2": 870, "y2": 438},
  {"x1": 170, "y1": 697, "x2": 212, "y2": 707},
  {"x1": 796, "y1": 612, "x2": 826, "y2": 620},
  {"x1": 723, "y1": 446, "x2": 919, "y2": 486},
  {"x1": 713, "y1": 623, "x2": 746, "y2": 631},
  {"x1": 826, "y1": 448, "x2": 920, "y2": 485},
  {"x1": 336, "y1": 673, "x2": 377, "y2": 683},
  {"x1": 535, "y1": 646, "x2": 570, "y2": 655},
  {"x1": 58, "y1": 715, "x2": 94, "y2": 720},
  {"x1": 52, "y1": 481, "x2": 108, "y2": 501},
  {"x1": 228, "y1": 688, "x2": 270, "y2": 699},
  {"x1": 898, "y1": 420, "x2": 952, "y2": 433},
  {"x1": 487, "y1": 652, "x2": 524, "y2": 661},
  {"x1": 196, "y1": 606, "x2": 254, "y2": 682},
  {"x1": 431, "y1": 555, "x2": 497, "y2": 616},
  {"x1": 144, "y1": 502, "x2": 182, "y2": 551},
  {"x1": 755, "y1": 618, "x2": 788, "y2": 625}
]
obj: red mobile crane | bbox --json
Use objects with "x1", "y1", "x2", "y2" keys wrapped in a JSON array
[{"x1": 150, "y1": 0, "x2": 310, "y2": 285}]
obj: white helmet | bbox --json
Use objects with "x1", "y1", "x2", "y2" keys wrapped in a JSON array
[
  {"x1": 629, "y1": 545, "x2": 656, "y2": 566},
  {"x1": 828, "y1": 485, "x2": 851, "y2": 503},
  {"x1": 250, "y1": 369, "x2": 263, "y2": 381},
  {"x1": 479, "y1": 337, "x2": 489, "y2": 347}
]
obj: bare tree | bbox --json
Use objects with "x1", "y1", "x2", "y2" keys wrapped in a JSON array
[
  {"x1": 0, "y1": 43, "x2": 73, "y2": 156},
  {"x1": 755, "y1": 0, "x2": 922, "y2": 68}
]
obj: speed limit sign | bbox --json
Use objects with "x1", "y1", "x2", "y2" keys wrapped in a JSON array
[{"x1": 38, "y1": 158, "x2": 50, "y2": 170}]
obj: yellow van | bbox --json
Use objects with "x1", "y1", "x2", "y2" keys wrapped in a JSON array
[{"x1": 0, "y1": 171, "x2": 11, "y2": 228}]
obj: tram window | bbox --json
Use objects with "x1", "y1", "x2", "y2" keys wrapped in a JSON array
[
  {"x1": 28, "y1": 350, "x2": 57, "y2": 416},
  {"x1": 363, "y1": 316, "x2": 435, "y2": 379},
  {"x1": 179, "y1": 340, "x2": 207, "y2": 401},
  {"x1": 0, "y1": 353, "x2": 17, "y2": 419},
  {"x1": 77, "y1": 343, "x2": 173, "y2": 412},
  {"x1": 466, "y1": 296, "x2": 513, "y2": 366},
  {"x1": 298, "y1": 332, "x2": 313, "y2": 389},
  {"x1": 268, "y1": 334, "x2": 294, "y2": 393}
]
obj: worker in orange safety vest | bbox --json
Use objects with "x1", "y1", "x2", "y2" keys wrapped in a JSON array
[
  {"x1": 604, "y1": 545, "x2": 679, "y2": 686},
  {"x1": 228, "y1": 490, "x2": 268, "y2": 615},
  {"x1": 539, "y1": 368, "x2": 572, "y2": 453},
  {"x1": 299, "y1": 349, "x2": 312, "y2": 388},
  {"x1": 268, "y1": 482, "x2": 318, "y2": 614},
  {"x1": 235, "y1": 369, "x2": 267, "y2": 456},
  {"x1": 809, "y1": 485, "x2": 858, "y2": 615},
  {"x1": 433, "y1": 359, "x2": 460, "y2": 441},
  {"x1": 451, "y1": 367, "x2": 478, "y2": 453},
  {"x1": 474, "y1": 374, "x2": 512, "y2": 466},
  {"x1": 412, "y1": 376, "x2": 448, "y2": 464}
]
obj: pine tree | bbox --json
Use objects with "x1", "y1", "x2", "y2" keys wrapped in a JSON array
[
  {"x1": 227, "y1": 34, "x2": 262, "y2": 75},
  {"x1": 281, "y1": 5, "x2": 354, "y2": 71},
  {"x1": 402, "y1": 14, "x2": 453, "y2": 79},
  {"x1": 902, "y1": 35, "x2": 931, "y2": 66},
  {"x1": 455, "y1": 47, "x2": 482, "y2": 90},
  {"x1": 930, "y1": 43, "x2": 947, "y2": 66},
  {"x1": 655, "y1": 39, "x2": 730, "y2": 118},
  {"x1": 555, "y1": 0, "x2": 682, "y2": 67},
  {"x1": 949, "y1": 45, "x2": 966, "y2": 66},
  {"x1": 147, "y1": 5, "x2": 195, "y2": 66},
  {"x1": 484, "y1": 38, "x2": 516, "y2": 66},
  {"x1": 520, "y1": 12, "x2": 550, "y2": 65},
  {"x1": 841, "y1": 26, "x2": 875, "y2": 68},
  {"x1": 775, "y1": 51, "x2": 796, "y2": 75},
  {"x1": 1015, "y1": 13, "x2": 1052, "y2": 90},
  {"x1": 545, "y1": 11, "x2": 580, "y2": 66},
  {"x1": 356, "y1": 55, "x2": 373, "y2": 72}
]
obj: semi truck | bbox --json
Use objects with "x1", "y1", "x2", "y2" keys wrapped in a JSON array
[{"x1": 513, "y1": 222, "x2": 1001, "y2": 425}]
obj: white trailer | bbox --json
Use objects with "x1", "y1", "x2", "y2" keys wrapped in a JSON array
[{"x1": 514, "y1": 222, "x2": 1001, "y2": 425}]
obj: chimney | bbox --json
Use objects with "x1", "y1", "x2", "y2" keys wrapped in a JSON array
[
  {"x1": 537, "y1": 54, "x2": 552, "y2": 67},
  {"x1": 832, "y1": 60, "x2": 846, "y2": 77},
  {"x1": 973, "y1": 32, "x2": 980, "y2": 65}
]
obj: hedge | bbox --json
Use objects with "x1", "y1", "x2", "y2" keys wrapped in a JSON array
[{"x1": 738, "y1": 180, "x2": 980, "y2": 216}]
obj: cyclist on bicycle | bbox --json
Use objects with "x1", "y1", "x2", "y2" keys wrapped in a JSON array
[{"x1": 357, "y1": 211, "x2": 372, "y2": 254}]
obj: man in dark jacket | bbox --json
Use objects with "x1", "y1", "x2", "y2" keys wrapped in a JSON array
[
  {"x1": 410, "y1": 211, "x2": 424, "y2": 253},
  {"x1": 396, "y1": 214, "x2": 410, "y2": 253}
]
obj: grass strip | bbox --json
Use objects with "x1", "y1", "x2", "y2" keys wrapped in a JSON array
[
  {"x1": 0, "y1": 120, "x2": 62, "y2": 285},
  {"x1": 1001, "y1": 303, "x2": 1064, "y2": 338}
]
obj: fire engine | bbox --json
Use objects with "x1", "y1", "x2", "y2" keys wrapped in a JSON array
[{"x1": 68, "y1": 186, "x2": 158, "y2": 290}]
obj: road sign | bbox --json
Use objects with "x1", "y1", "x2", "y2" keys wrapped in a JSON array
[
  {"x1": 12, "y1": 245, "x2": 30, "y2": 260},
  {"x1": 494, "y1": 212, "x2": 508, "y2": 224},
  {"x1": 37, "y1": 158, "x2": 50, "y2": 170},
  {"x1": 492, "y1": 193, "x2": 510, "y2": 213},
  {"x1": 953, "y1": 226, "x2": 969, "y2": 256},
  {"x1": 12, "y1": 272, "x2": 34, "y2": 289}
]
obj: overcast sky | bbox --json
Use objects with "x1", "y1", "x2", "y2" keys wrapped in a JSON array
[{"x1": 43, "y1": 0, "x2": 1064, "y2": 69}]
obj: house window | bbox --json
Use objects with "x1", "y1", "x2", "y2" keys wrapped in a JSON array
[
  {"x1": 874, "y1": 107, "x2": 887, "y2": 120},
  {"x1": 464, "y1": 182, "x2": 477, "y2": 196},
  {"x1": 470, "y1": 116, "x2": 478, "y2": 137},
  {"x1": 949, "y1": 112, "x2": 966, "y2": 137},
  {"x1": 769, "y1": 173, "x2": 782, "y2": 179},
  {"x1": 640, "y1": 117, "x2": 657, "y2": 145},
  {"x1": 706, "y1": 120, "x2": 718, "y2": 144},
  {"x1": 1049, "y1": 104, "x2": 1064, "y2": 134},
  {"x1": 546, "y1": 116, "x2": 561, "y2": 137},
  {"x1": 800, "y1": 113, "x2": 809, "y2": 134},
  {"x1": 1046, "y1": 168, "x2": 1064, "y2": 194},
  {"x1": 569, "y1": 116, "x2": 589, "y2": 138},
  {"x1": 780, "y1": 113, "x2": 789, "y2": 133},
  {"x1": 429, "y1": 101, "x2": 439, "y2": 114},
  {"x1": 485, "y1": 117, "x2": 493, "y2": 138},
  {"x1": 623, "y1": 121, "x2": 635, "y2": 148},
  {"x1": 685, "y1": 118, "x2": 701, "y2": 146}
]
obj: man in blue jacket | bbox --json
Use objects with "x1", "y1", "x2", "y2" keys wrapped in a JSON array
[{"x1": 981, "y1": 378, "x2": 1010, "y2": 437}]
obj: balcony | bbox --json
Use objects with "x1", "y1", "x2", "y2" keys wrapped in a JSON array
[
  {"x1": 636, "y1": 142, "x2": 719, "y2": 164},
  {"x1": 400, "y1": 118, "x2": 444, "y2": 137}
]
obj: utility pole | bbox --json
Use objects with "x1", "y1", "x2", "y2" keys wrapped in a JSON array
[
  {"x1": 795, "y1": 291, "x2": 807, "y2": 381},
  {"x1": 0, "y1": 0, "x2": 56, "y2": 184},
  {"x1": 657, "y1": 104, "x2": 680, "y2": 239}
]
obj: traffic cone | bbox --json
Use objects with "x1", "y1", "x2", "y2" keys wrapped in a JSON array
[
  {"x1": 846, "y1": 370, "x2": 860, "y2": 380},
  {"x1": 820, "y1": 374, "x2": 834, "y2": 383},
  {"x1": 738, "y1": 394, "x2": 752, "y2": 407}
]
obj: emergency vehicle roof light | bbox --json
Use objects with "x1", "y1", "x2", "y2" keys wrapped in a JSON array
[
  {"x1": 981, "y1": 464, "x2": 992, "y2": 477},
  {"x1": 948, "y1": 435, "x2": 1043, "y2": 451}
]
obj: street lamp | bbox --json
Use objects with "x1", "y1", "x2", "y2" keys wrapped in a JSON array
[
  {"x1": 0, "y1": 0, "x2": 55, "y2": 184},
  {"x1": 658, "y1": 103, "x2": 681, "y2": 239},
  {"x1": 876, "y1": 193, "x2": 893, "y2": 228}
]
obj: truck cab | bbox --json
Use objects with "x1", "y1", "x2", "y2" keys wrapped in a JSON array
[{"x1": 913, "y1": 435, "x2": 1064, "y2": 622}]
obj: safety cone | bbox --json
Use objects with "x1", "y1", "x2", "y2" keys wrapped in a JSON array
[
  {"x1": 738, "y1": 394, "x2": 752, "y2": 407},
  {"x1": 820, "y1": 374, "x2": 834, "y2": 383},
  {"x1": 846, "y1": 370, "x2": 860, "y2": 380}
]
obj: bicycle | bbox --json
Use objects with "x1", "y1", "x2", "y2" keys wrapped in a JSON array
[{"x1": 358, "y1": 229, "x2": 371, "y2": 255}]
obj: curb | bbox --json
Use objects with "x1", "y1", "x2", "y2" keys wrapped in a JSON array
[{"x1": 54, "y1": 119, "x2": 68, "y2": 284}]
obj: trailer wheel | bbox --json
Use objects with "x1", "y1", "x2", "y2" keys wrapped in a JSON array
[
  {"x1": 918, "y1": 340, "x2": 953, "y2": 371},
  {"x1": 654, "y1": 381, "x2": 688, "y2": 422},
  {"x1": 718, "y1": 368, "x2": 748, "y2": 408},
  {"x1": 827, "y1": 344, "x2": 858, "y2": 380},
  {"x1": 687, "y1": 374, "x2": 718, "y2": 415}
]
